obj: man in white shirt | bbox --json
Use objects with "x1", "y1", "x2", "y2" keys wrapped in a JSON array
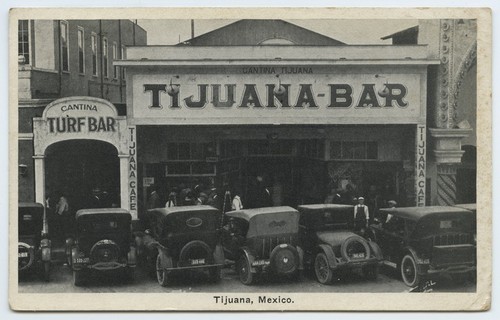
[
  {"x1": 353, "y1": 196, "x2": 369, "y2": 232},
  {"x1": 232, "y1": 193, "x2": 243, "y2": 211}
]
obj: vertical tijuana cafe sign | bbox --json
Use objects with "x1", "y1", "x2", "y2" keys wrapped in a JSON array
[
  {"x1": 416, "y1": 124, "x2": 426, "y2": 207},
  {"x1": 128, "y1": 126, "x2": 138, "y2": 216}
]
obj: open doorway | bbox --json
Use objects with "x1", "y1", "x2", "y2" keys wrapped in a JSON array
[{"x1": 45, "y1": 140, "x2": 120, "y2": 213}]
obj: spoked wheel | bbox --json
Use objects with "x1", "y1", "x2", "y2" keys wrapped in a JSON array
[
  {"x1": 362, "y1": 264, "x2": 379, "y2": 280},
  {"x1": 237, "y1": 255, "x2": 254, "y2": 285},
  {"x1": 401, "y1": 254, "x2": 420, "y2": 287},
  {"x1": 208, "y1": 266, "x2": 222, "y2": 283},
  {"x1": 156, "y1": 254, "x2": 170, "y2": 287},
  {"x1": 314, "y1": 253, "x2": 333, "y2": 284}
]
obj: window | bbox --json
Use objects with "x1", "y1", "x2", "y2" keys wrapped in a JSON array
[
  {"x1": 164, "y1": 142, "x2": 217, "y2": 176},
  {"x1": 60, "y1": 21, "x2": 69, "y2": 71},
  {"x1": 102, "y1": 37, "x2": 108, "y2": 78},
  {"x1": 112, "y1": 42, "x2": 118, "y2": 79},
  {"x1": 330, "y1": 141, "x2": 378, "y2": 160},
  {"x1": 77, "y1": 27, "x2": 85, "y2": 74},
  {"x1": 247, "y1": 140, "x2": 295, "y2": 156},
  {"x1": 121, "y1": 45, "x2": 126, "y2": 80},
  {"x1": 18, "y1": 20, "x2": 30, "y2": 64},
  {"x1": 91, "y1": 33, "x2": 98, "y2": 76}
]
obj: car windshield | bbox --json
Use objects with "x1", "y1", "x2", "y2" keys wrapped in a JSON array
[
  {"x1": 159, "y1": 210, "x2": 220, "y2": 235},
  {"x1": 78, "y1": 216, "x2": 129, "y2": 234},
  {"x1": 18, "y1": 208, "x2": 43, "y2": 236},
  {"x1": 411, "y1": 214, "x2": 474, "y2": 238},
  {"x1": 247, "y1": 211, "x2": 299, "y2": 238}
]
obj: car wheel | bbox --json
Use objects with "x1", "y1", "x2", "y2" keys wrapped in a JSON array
[
  {"x1": 73, "y1": 270, "x2": 86, "y2": 287},
  {"x1": 362, "y1": 264, "x2": 379, "y2": 280},
  {"x1": 43, "y1": 261, "x2": 50, "y2": 282},
  {"x1": 237, "y1": 255, "x2": 254, "y2": 285},
  {"x1": 156, "y1": 254, "x2": 170, "y2": 287},
  {"x1": 401, "y1": 254, "x2": 420, "y2": 287},
  {"x1": 208, "y1": 266, "x2": 222, "y2": 283},
  {"x1": 314, "y1": 253, "x2": 333, "y2": 284}
]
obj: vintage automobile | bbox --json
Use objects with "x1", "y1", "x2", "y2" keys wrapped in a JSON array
[
  {"x1": 372, "y1": 206, "x2": 476, "y2": 287},
  {"x1": 223, "y1": 206, "x2": 302, "y2": 285},
  {"x1": 145, "y1": 205, "x2": 225, "y2": 286},
  {"x1": 297, "y1": 204, "x2": 383, "y2": 284},
  {"x1": 68, "y1": 208, "x2": 136, "y2": 286},
  {"x1": 18, "y1": 202, "x2": 51, "y2": 281},
  {"x1": 454, "y1": 203, "x2": 477, "y2": 236}
]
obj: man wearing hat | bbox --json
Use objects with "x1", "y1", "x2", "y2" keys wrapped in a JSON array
[
  {"x1": 353, "y1": 196, "x2": 370, "y2": 232},
  {"x1": 385, "y1": 200, "x2": 397, "y2": 223}
]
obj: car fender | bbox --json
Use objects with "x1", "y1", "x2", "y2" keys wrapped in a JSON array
[
  {"x1": 213, "y1": 244, "x2": 225, "y2": 265},
  {"x1": 158, "y1": 249, "x2": 173, "y2": 269},
  {"x1": 239, "y1": 247, "x2": 257, "y2": 273},
  {"x1": 367, "y1": 240, "x2": 383, "y2": 260},
  {"x1": 317, "y1": 244, "x2": 337, "y2": 269}
]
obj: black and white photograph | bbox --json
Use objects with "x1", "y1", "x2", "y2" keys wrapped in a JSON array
[{"x1": 9, "y1": 7, "x2": 491, "y2": 311}]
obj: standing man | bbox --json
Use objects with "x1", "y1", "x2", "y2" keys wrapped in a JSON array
[
  {"x1": 165, "y1": 192, "x2": 177, "y2": 208},
  {"x1": 353, "y1": 196, "x2": 370, "y2": 233},
  {"x1": 232, "y1": 190, "x2": 244, "y2": 211},
  {"x1": 55, "y1": 192, "x2": 70, "y2": 240},
  {"x1": 385, "y1": 200, "x2": 397, "y2": 223},
  {"x1": 147, "y1": 186, "x2": 161, "y2": 209}
]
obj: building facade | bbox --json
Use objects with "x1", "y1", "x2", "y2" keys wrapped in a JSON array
[
  {"x1": 17, "y1": 19, "x2": 147, "y2": 211},
  {"x1": 18, "y1": 19, "x2": 476, "y2": 223}
]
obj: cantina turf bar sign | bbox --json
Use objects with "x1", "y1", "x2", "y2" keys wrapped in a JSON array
[{"x1": 143, "y1": 83, "x2": 409, "y2": 110}]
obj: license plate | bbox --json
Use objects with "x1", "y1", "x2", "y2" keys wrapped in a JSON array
[
  {"x1": 352, "y1": 253, "x2": 365, "y2": 259},
  {"x1": 18, "y1": 252, "x2": 28, "y2": 258},
  {"x1": 251, "y1": 260, "x2": 270, "y2": 267},
  {"x1": 74, "y1": 257, "x2": 90, "y2": 264},
  {"x1": 190, "y1": 258, "x2": 205, "y2": 265}
]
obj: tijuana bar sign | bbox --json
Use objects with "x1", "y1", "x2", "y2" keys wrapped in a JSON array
[
  {"x1": 131, "y1": 72, "x2": 424, "y2": 124},
  {"x1": 143, "y1": 82, "x2": 409, "y2": 110}
]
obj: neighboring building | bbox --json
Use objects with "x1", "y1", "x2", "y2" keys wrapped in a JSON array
[
  {"x1": 382, "y1": 19, "x2": 477, "y2": 205},
  {"x1": 18, "y1": 20, "x2": 147, "y2": 209}
]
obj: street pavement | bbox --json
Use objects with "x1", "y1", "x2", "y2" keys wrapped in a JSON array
[{"x1": 18, "y1": 262, "x2": 476, "y2": 294}]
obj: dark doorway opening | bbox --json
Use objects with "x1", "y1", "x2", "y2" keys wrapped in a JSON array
[{"x1": 45, "y1": 140, "x2": 120, "y2": 213}]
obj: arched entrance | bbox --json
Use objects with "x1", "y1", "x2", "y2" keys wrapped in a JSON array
[
  {"x1": 33, "y1": 96, "x2": 136, "y2": 223},
  {"x1": 45, "y1": 140, "x2": 120, "y2": 212}
]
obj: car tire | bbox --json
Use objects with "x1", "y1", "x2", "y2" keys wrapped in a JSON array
[
  {"x1": 314, "y1": 253, "x2": 333, "y2": 285},
  {"x1": 208, "y1": 266, "x2": 222, "y2": 283},
  {"x1": 400, "y1": 254, "x2": 420, "y2": 287},
  {"x1": 362, "y1": 264, "x2": 379, "y2": 280},
  {"x1": 156, "y1": 254, "x2": 170, "y2": 287},
  {"x1": 237, "y1": 255, "x2": 254, "y2": 285},
  {"x1": 43, "y1": 261, "x2": 50, "y2": 282},
  {"x1": 73, "y1": 270, "x2": 86, "y2": 287}
]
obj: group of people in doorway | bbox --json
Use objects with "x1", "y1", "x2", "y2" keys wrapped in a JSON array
[
  {"x1": 45, "y1": 186, "x2": 115, "y2": 241},
  {"x1": 147, "y1": 175, "x2": 275, "y2": 213}
]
